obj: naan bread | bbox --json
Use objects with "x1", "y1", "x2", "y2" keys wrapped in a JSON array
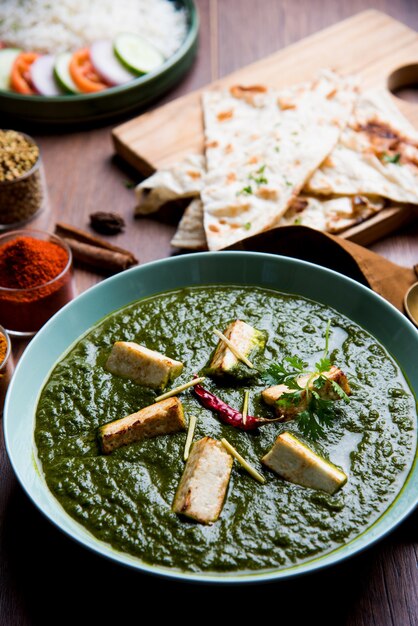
[
  {"x1": 135, "y1": 154, "x2": 204, "y2": 215},
  {"x1": 170, "y1": 194, "x2": 384, "y2": 249},
  {"x1": 279, "y1": 195, "x2": 385, "y2": 233},
  {"x1": 306, "y1": 89, "x2": 418, "y2": 203},
  {"x1": 201, "y1": 72, "x2": 358, "y2": 250},
  {"x1": 171, "y1": 199, "x2": 207, "y2": 249}
]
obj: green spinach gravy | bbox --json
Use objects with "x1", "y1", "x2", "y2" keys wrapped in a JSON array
[{"x1": 35, "y1": 286, "x2": 417, "y2": 573}]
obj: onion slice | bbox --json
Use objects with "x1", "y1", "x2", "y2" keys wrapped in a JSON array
[
  {"x1": 30, "y1": 55, "x2": 63, "y2": 96},
  {"x1": 90, "y1": 40, "x2": 136, "y2": 86}
]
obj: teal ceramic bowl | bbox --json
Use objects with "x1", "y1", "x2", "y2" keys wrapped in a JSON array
[
  {"x1": 4, "y1": 252, "x2": 418, "y2": 583},
  {"x1": 0, "y1": 0, "x2": 198, "y2": 124}
]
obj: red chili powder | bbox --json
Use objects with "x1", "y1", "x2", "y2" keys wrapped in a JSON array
[
  {"x1": 0, "y1": 236, "x2": 68, "y2": 289},
  {"x1": 0, "y1": 236, "x2": 75, "y2": 333}
]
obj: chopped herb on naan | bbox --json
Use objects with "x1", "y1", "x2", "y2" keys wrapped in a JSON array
[
  {"x1": 201, "y1": 71, "x2": 358, "y2": 250},
  {"x1": 306, "y1": 89, "x2": 418, "y2": 203}
]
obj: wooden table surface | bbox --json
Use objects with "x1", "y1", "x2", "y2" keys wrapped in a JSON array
[{"x1": 2, "y1": 1, "x2": 418, "y2": 624}]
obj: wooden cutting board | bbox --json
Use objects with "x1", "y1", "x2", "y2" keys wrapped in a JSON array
[{"x1": 112, "y1": 10, "x2": 418, "y2": 245}]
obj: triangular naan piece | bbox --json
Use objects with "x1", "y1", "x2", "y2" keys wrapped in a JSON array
[
  {"x1": 201, "y1": 71, "x2": 358, "y2": 250},
  {"x1": 135, "y1": 154, "x2": 204, "y2": 215},
  {"x1": 279, "y1": 195, "x2": 385, "y2": 233},
  {"x1": 306, "y1": 89, "x2": 418, "y2": 203},
  {"x1": 171, "y1": 199, "x2": 207, "y2": 249}
]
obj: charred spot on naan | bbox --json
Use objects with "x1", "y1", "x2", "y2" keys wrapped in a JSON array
[
  {"x1": 277, "y1": 97, "x2": 297, "y2": 110},
  {"x1": 217, "y1": 109, "x2": 234, "y2": 122},
  {"x1": 256, "y1": 188, "x2": 279, "y2": 200},
  {"x1": 356, "y1": 118, "x2": 418, "y2": 167},
  {"x1": 326, "y1": 88, "x2": 338, "y2": 100},
  {"x1": 187, "y1": 170, "x2": 202, "y2": 180},
  {"x1": 288, "y1": 197, "x2": 309, "y2": 214},
  {"x1": 230, "y1": 85, "x2": 268, "y2": 106},
  {"x1": 209, "y1": 203, "x2": 251, "y2": 218}
]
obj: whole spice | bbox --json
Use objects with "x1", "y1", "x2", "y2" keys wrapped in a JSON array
[
  {"x1": 90, "y1": 212, "x2": 125, "y2": 235},
  {"x1": 0, "y1": 130, "x2": 45, "y2": 226},
  {"x1": 0, "y1": 332, "x2": 6, "y2": 363},
  {"x1": 192, "y1": 382, "x2": 278, "y2": 431},
  {"x1": 0, "y1": 234, "x2": 74, "y2": 334},
  {"x1": 56, "y1": 222, "x2": 137, "y2": 274},
  {"x1": 0, "y1": 329, "x2": 13, "y2": 414},
  {"x1": 0, "y1": 130, "x2": 39, "y2": 181}
]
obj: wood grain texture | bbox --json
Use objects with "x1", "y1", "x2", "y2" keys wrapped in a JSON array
[
  {"x1": 112, "y1": 8, "x2": 418, "y2": 246},
  {"x1": 1, "y1": 2, "x2": 418, "y2": 625}
]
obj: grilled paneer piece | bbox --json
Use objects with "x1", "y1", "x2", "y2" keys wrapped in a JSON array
[
  {"x1": 207, "y1": 320, "x2": 265, "y2": 376},
  {"x1": 172, "y1": 437, "x2": 233, "y2": 524},
  {"x1": 98, "y1": 397, "x2": 185, "y2": 454},
  {"x1": 261, "y1": 431, "x2": 347, "y2": 494},
  {"x1": 106, "y1": 341, "x2": 184, "y2": 390},
  {"x1": 262, "y1": 365, "x2": 350, "y2": 420}
]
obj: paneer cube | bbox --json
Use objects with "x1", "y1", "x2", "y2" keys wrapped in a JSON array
[
  {"x1": 262, "y1": 365, "x2": 351, "y2": 420},
  {"x1": 98, "y1": 397, "x2": 185, "y2": 454},
  {"x1": 172, "y1": 437, "x2": 233, "y2": 524},
  {"x1": 261, "y1": 431, "x2": 347, "y2": 494},
  {"x1": 207, "y1": 320, "x2": 265, "y2": 376},
  {"x1": 106, "y1": 341, "x2": 184, "y2": 390}
]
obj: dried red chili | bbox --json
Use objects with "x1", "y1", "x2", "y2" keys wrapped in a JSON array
[
  {"x1": 192, "y1": 382, "x2": 278, "y2": 431},
  {"x1": 0, "y1": 235, "x2": 75, "y2": 334}
]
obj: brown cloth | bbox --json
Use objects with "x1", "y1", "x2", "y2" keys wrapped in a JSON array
[{"x1": 228, "y1": 225, "x2": 417, "y2": 312}]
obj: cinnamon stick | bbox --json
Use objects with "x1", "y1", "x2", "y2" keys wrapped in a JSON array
[
  {"x1": 55, "y1": 222, "x2": 138, "y2": 274},
  {"x1": 55, "y1": 222, "x2": 138, "y2": 264}
]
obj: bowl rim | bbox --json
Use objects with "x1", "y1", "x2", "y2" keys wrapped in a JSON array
[
  {"x1": 0, "y1": 0, "x2": 199, "y2": 104},
  {"x1": 4, "y1": 251, "x2": 418, "y2": 584}
]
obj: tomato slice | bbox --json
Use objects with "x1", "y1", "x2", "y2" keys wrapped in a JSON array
[
  {"x1": 11, "y1": 52, "x2": 39, "y2": 95},
  {"x1": 69, "y1": 48, "x2": 107, "y2": 93}
]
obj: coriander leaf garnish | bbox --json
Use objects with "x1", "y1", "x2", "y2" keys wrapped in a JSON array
[
  {"x1": 238, "y1": 165, "x2": 269, "y2": 196},
  {"x1": 330, "y1": 379, "x2": 350, "y2": 402},
  {"x1": 250, "y1": 164, "x2": 269, "y2": 185},
  {"x1": 314, "y1": 357, "x2": 331, "y2": 374},
  {"x1": 244, "y1": 222, "x2": 252, "y2": 230},
  {"x1": 261, "y1": 321, "x2": 350, "y2": 440},
  {"x1": 250, "y1": 173, "x2": 268, "y2": 185},
  {"x1": 124, "y1": 180, "x2": 136, "y2": 188},
  {"x1": 238, "y1": 185, "x2": 253, "y2": 195},
  {"x1": 382, "y1": 152, "x2": 401, "y2": 164},
  {"x1": 261, "y1": 356, "x2": 308, "y2": 387}
]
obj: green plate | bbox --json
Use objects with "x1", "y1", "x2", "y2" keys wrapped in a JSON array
[
  {"x1": 0, "y1": 0, "x2": 198, "y2": 124},
  {"x1": 4, "y1": 252, "x2": 418, "y2": 583}
]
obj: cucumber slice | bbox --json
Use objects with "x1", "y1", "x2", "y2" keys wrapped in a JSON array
[
  {"x1": 54, "y1": 52, "x2": 80, "y2": 94},
  {"x1": 90, "y1": 40, "x2": 136, "y2": 86},
  {"x1": 114, "y1": 33, "x2": 164, "y2": 75},
  {"x1": 0, "y1": 48, "x2": 21, "y2": 91}
]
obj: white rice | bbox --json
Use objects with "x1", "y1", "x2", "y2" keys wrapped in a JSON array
[{"x1": 0, "y1": 0, "x2": 187, "y2": 58}]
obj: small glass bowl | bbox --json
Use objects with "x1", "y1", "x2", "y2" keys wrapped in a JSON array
[
  {"x1": 0, "y1": 130, "x2": 49, "y2": 230},
  {"x1": 0, "y1": 230, "x2": 76, "y2": 337},
  {"x1": 0, "y1": 324, "x2": 14, "y2": 414}
]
